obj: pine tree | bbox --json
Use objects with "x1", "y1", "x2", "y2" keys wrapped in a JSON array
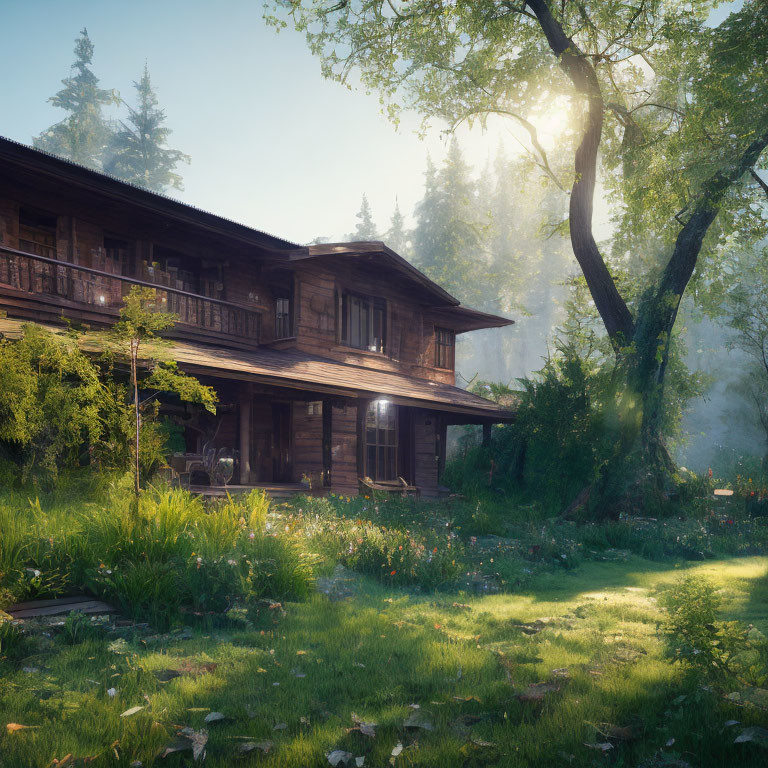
[
  {"x1": 411, "y1": 139, "x2": 490, "y2": 308},
  {"x1": 386, "y1": 197, "x2": 410, "y2": 257},
  {"x1": 34, "y1": 29, "x2": 117, "y2": 169},
  {"x1": 105, "y1": 65, "x2": 190, "y2": 192},
  {"x1": 348, "y1": 194, "x2": 378, "y2": 240}
]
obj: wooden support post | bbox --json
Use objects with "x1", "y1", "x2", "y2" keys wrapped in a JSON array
[
  {"x1": 482, "y1": 422, "x2": 492, "y2": 447},
  {"x1": 322, "y1": 397, "x2": 333, "y2": 488},
  {"x1": 239, "y1": 385, "x2": 252, "y2": 484}
]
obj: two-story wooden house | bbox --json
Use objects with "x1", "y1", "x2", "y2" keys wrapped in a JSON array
[{"x1": 0, "y1": 136, "x2": 514, "y2": 497}]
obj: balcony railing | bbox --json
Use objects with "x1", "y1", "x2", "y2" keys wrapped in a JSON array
[{"x1": 0, "y1": 245, "x2": 260, "y2": 348}]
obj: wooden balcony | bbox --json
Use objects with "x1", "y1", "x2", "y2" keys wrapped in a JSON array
[{"x1": 0, "y1": 245, "x2": 260, "y2": 349}]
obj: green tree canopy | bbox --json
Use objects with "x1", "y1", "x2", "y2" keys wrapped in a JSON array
[
  {"x1": 105, "y1": 64, "x2": 190, "y2": 192},
  {"x1": 33, "y1": 28, "x2": 118, "y2": 169}
]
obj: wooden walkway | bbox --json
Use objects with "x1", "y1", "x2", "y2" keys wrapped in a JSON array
[
  {"x1": 7, "y1": 595, "x2": 116, "y2": 620},
  {"x1": 190, "y1": 482, "x2": 309, "y2": 499}
]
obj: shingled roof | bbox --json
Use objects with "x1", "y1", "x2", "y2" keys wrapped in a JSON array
[{"x1": 0, "y1": 318, "x2": 515, "y2": 421}]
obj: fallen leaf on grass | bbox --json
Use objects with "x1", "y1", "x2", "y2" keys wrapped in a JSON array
[
  {"x1": 734, "y1": 726, "x2": 768, "y2": 746},
  {"x1": 584, "y1": 742, "x2": 613, "y2": 752},
  {"x1": 351, "y1": 713, "x2": 376, "y2": 737},
  {"x1": 239, "y1": 741, "x2": 273, "y2": 754},
  {"x1": 154, "y1": 669, "x2": 183, "y2": 683},
  {"x1": 598, "y1": 723, "x2": 641, "y2": 742},
  {"x1": 204, "y1": 712, "x2": 226, "y2": 724},
  {"x1": 516, "y1": 682, "x2": 562, "y2": 703},
  {"x1": 452, "y1": 695, "x2": 481, "y2": 703},
  {"x1": 120, "y1": 706, "x2": 145, "y2": 718},
  {"x1": 327, "y1": 749, "x2": 354, "y2": 766},
  {"x1": 7, "y1": 723, "x2": 38, "y2": 733},
  {"x1": 390, "y1": 742, "x2": 403, "y2": 763},
  {"x1": 162, "y1": 727, "x2": 208, "y2": 761},
  {"x1": 403, "y1": 709, "x2": 434, "y2": 731}
]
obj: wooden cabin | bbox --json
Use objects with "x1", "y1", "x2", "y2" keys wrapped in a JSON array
[{"x1": 0, "y1": 136, "x2": 514, "y2": 497}]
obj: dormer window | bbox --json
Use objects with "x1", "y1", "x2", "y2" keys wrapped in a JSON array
[
  {"x1": 341, "y1": 291, "x2": 386, "y2": 353},
  {"x1": 435, "y1": 327, "x2": 455, "y2": 369}
]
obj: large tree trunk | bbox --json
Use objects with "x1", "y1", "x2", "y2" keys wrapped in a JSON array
[{"x1": 528, "y1": 0, "x2": 768, "y2": 517}]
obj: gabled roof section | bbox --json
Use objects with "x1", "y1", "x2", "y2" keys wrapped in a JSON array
[
  {"x1": 302, "y1": 241, "x2": 514, "y2": 331},
  {"x1": 303, "y1": 241, "x2": 459, "y2": 305},
  {"x1": 0, "y1": 135, "x2": 303, "y2": 254}
]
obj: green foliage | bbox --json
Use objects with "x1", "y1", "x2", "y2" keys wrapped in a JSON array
[
  {"x1": 105, "y1": 64, "x2": 190, "y2": 192},
  {"x1": 412, "y1": 141, "x2": 493, "y2": 310},
  {"x1": 59, "y1": 610, "x2": 100, "y2": 645},
  {"x1": 33, "y1": 28, "x2": 118, "y2": 168},
  {"x1": 0, "y1": 324, "x2": 105, "y2": 483},
  {"x1": 659, "y1": 576, "x2": 752, "y2": 683},
  {"x1": 446, "y1": 342, "x2": 609, "y2": 512},
  {"x1": 0, "y1": 619, "x2": 30, "y2": 662},
  {"x1": 0, "y1": 483, "x2": 315, "y2": 630}
]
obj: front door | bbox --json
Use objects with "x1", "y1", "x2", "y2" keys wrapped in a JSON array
[{"x1": 271, "y1": 402, "x2": 292, "y2": 482}]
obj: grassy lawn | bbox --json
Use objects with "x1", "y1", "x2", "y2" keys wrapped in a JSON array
[{"x1": 2, "y1": 554, "x2": 767, "y2": 767}]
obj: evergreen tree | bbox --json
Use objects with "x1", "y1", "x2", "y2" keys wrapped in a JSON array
[
  {"x1": 411, "y1": 139, "x2": 490, "y2": 309},
  {"x1": 386, "y1": 197, "x2": 410, "y2": 257},
  {"x1": 348, "y1": 194, "x2": 378, "y2": 240},
  {"x1": 34, "y1": 28, "x2": 117, "y2": 169},
  {"x1": 105, "y1": 64, "x2": 190, "y2": 192}
]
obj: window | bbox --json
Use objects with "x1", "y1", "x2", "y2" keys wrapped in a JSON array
[
  {"x1": 19, "y1": 207, "x2": 57, "y2": 259},
  {"x1": 365, "y1": 400, "x2": 398, "y2": 481},
  {"x1": 341, "y1": 291, "x2": 386, "y2": 353},
  {"x1": 275, "y1": 297, "x2": 292, "y2": 338},
  {"x1": 435, "y1": 327, "x2": 455, "y2": 369}
]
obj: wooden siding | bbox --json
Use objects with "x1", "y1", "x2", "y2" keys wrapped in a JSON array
[
  {"x1": 413, "y1": 409, "x2": 440, "y2": 497},
  {"x1": 292, "y1": 400, "x2": 324, "y2": 489},
  {"x1": 331, "y1": 399, "x2": 359, "y2": 495},
  {"x1": 291, "y1": 261, "x2": 456, "y2": 385}
]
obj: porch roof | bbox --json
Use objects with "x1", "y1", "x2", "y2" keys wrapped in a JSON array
[{"x1": 0, "y1": 318, "x2": 515, "y2": 421}]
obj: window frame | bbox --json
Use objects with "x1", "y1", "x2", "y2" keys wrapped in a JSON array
[
  {"x1": 274, "y1": 296, "x2": 292, "y2": 339},
  {"x1": 365, "y1": 400, "x2": 398, "y2": 482},
  {"x1": 434, "y1": 327, "x2": 456, "y2": 370},
  {"x1": 340, "y1": 290, "x2": 387, "y2": 354}
]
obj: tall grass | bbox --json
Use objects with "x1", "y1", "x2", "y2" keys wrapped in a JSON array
[{"x1": 0, "y1": 478, "x2": 315, "y2": 628}]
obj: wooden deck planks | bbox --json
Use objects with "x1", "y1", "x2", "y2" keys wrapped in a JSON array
[{"x1": 8, "y1": 596, "x2": 116, "y2": 619}]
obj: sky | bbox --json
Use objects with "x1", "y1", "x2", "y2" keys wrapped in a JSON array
[{"x1": 0, "y1": 0, "x2": 535, "y2": 245}]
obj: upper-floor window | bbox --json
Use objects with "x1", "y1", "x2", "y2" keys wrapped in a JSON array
[
  {"x1": 341, "y1": 291, "x2": 386, "y2": 353},
  {"x1": 435, "y1": 327, "x2": 455, "y2": 369},
  {"x1": 19, "y1": 207, "x2": 57, "y2": 260},
  {"x1": 275, "y1": 296, "x2": 292, "y2": 339}
]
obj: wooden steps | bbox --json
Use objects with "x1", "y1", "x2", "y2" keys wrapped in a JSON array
[{"x1": 7, "y1": 595, "x2": 116, "y2": 620}]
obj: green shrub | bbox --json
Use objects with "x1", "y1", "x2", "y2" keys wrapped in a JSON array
[
  {"x1": 94, "y1": 560, "x2": 183, "y2": 628},
  {"x1": 60, "y1": 610, "x2": 101, "y2": 645},
  {"x1": 659, "y1": 576, "x2": 750, "y2": 682},
  {"x1": 0, "y1": 619, "x2": 30, "y2": 662},
  {"x1": 243, "y1": 535, "x2": 317, "y2": 602}
]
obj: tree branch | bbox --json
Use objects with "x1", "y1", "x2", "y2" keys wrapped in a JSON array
[{"x1": 750, "y1": 167, "x2": 768, "y2": 200}]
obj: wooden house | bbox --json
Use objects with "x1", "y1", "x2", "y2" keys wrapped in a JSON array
[{"x1": 0, "y1": 136, "x2": 514, "y2": 497}]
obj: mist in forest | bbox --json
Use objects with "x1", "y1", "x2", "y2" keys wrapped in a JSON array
[{"x1": 332, "y1": 138, "x2": 767, "y2": 473}]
